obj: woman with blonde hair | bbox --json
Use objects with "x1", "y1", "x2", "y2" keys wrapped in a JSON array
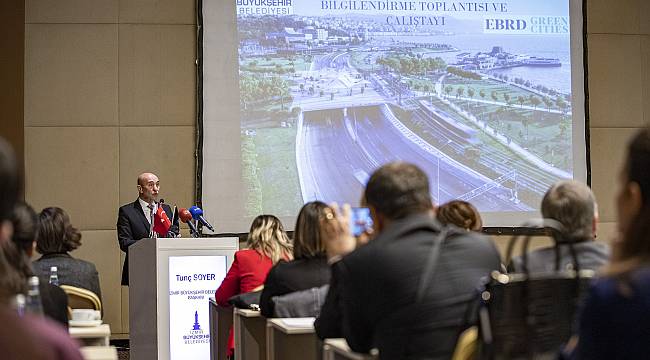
[{"x1": 215, "y1": 214, "x2": 292, "y2": 358}]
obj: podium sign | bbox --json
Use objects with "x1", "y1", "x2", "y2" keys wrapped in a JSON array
[
  {"x1": 168, "y1": 255, "x2": 228, "y2": 359},
  {"x1": 130, "y1": 237, "x2": 238, "y2": 360}
]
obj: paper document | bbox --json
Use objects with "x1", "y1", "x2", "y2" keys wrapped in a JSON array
[{"x1": 280, "y1": 318, "x2": 315, "y2": 328}]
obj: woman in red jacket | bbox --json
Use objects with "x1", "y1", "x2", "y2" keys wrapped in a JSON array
[{"x1": 215, "y1": 214, "x2": 292, "y2": 358}]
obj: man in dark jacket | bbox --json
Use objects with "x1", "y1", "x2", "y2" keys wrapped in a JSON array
[
  {"x1": 315, "y1": 162, "x2": 501, "y2": 360},
  {"x1": 116, "y1": 172, "x2": 179, "y2": 285}
]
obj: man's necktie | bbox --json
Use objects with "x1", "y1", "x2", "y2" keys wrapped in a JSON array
[{"x1": 147, "y1": 204, "x2": 153, "y2": 237}]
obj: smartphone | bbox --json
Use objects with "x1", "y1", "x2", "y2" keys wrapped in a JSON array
[{"x1": 351, "y1": 207, "x2": 373, "y2": 237}]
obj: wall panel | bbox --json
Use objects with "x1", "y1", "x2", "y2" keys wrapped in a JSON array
[
  {"x1": 119, "y1": 24, "x2": 196, "y2": 126},
  {"x1": 73, "y1": 230, "x2": 123, "y2": 333},
  {"x1": 26, "y1": 0, "x2": 118, "y2": 24},
  {"x1": 589, "y1": 128, "x2": 639, "y2": 223},
  {"x1": 587, "y1": 34, "x2": 643, "y2": 128},
  {"x1": 24, "y1": 126, "x2": 119, "y2": 230},
  {"x1": 643, "y1": 35, "x2": 650, "y2": 124},
  {"x1": 119, "y1": 0, "x2": 195, "y2": 24},
  {"x1": 25, "y1": 24, "x2": 118, "y2": 127},
  {"x1": 0, "y1": 0, "x2": 24, "y2": 175},
  {"x1": 587, "y1": 0, "x2": 640, "y2": 34},
  {"x1": 118, "y1": 126, "x2": 195, "y2": 209}
]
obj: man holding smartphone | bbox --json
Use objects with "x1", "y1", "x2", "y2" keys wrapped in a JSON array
[{"x1": 315, "y1": 162, "x2": 501, "y2": 360}]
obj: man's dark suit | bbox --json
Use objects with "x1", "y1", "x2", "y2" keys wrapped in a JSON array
[
  {"x1": 117, "y1": 199, "x2": 179, "y2": 285},
  {"x1": 315, "y1": 214, "x2": 501, "y2": 360}
]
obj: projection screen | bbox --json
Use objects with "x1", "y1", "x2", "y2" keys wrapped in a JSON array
[{"x1": 200, "y1": 0, "x2": 587, "y2": 233}]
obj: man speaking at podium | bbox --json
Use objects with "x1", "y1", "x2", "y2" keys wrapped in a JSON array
[{"x1": 117, "y1": 172, "x2": 179, "y2": 286}]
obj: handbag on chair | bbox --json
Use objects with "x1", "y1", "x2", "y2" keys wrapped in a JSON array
[
  {"x1": 477, "y1": 219, "x2": 594, "y2": 360},
  {"x1": 228, "y1": 290, "x2": 262, "y2": 311}
]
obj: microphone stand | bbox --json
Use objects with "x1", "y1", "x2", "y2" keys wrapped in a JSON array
[{"x1": 193, "y1": 219, "x2": 200, "y2": 238}]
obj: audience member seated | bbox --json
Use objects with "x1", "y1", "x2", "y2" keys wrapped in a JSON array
[
  {"x1": 8, "y1": 202, "x2": 69, "y2": 327},
  {"x1": 260, "y1": 201, "x2": 332, "y2": 318},
  {"x1": 568, "y1": 129, "x2": 650, "y2": 359},
  {"x1": 436, "y1": 200, "x2": 483, "y2": 231},
  {"x1": 215, "y1": 214, "x2": 293, "y2": 357},
  {"x1": 0, "y1": 136, "x2": 83, "y2": 360},
  {"x1": 33, "y1": 207, "x2": 102, "y2": 301},
  {"x1": 510, "y1": 180, "x2": 609, "y2": 274},
  {"x1": 315, "y1": 162, "x2": 501, "y2": 360},
  {"x1": 0, "y1": 243, "x2": 82, "y2": 360}
]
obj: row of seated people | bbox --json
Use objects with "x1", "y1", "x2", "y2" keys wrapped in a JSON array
[
  {"x1": 0, "y1": 138, "x2": 85, "y2": 359},
  {"x1": 214, "y1": 203, "x2": 331, "y2": 357},
  {"x1": 214, "y1": 128, "x2": 650, "y2": 360},
  {"x1": 5, "y1": 202, "x2": 103, "y2": 328}
]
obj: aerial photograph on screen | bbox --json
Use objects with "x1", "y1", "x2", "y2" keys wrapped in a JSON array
[{"x1": 235, "y1": 0, "x2": 574, "y2": 218}]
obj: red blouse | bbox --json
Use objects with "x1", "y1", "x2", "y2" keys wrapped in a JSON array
[{"x1": 215, "y1": 249, "x2": 274, "y2": 306}]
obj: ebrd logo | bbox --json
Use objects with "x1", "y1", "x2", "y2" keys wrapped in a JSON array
[
  {"x1": 485, "y1": 18, "x2": 527, "y2": 31},
  {"x1": 484, "y1": 16, "x2": 569, "y2": 35}
]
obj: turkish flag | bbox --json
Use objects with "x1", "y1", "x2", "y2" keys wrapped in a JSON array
[{"x1": 153, "y1": 206, "x2": 172, "y2": 236}]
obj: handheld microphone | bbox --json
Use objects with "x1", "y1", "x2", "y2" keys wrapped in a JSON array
[
  {"x1": 179, "y1": 208, "x2": 199, "y2": 237},
  {"x1": 188, "y1": 206, "x2": 215, "y2": 232}
]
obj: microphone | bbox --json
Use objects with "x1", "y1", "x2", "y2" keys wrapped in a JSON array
[
  {"x1": 188, "y1": 206, "x2": 215, "y2": 232},
  {"x1": 179, "y1": 208, "x2": 199, "y2": 237}
]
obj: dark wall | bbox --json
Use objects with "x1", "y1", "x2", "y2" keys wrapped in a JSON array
[{"x1": 0, "y1": 0, "x2": 24, "y2": 180}]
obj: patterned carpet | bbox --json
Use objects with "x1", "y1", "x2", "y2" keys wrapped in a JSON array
[
  {"x1": 111, "y1": 339, "x2": 129, "y2": 360},
  {"x1": 117, "y1": 349, "x2": 129, "y2": 360}
]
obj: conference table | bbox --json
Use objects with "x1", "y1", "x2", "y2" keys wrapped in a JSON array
[
  {"x1": 234, "y1": 308, "x2": 267, "y2": 360},
  {"x1": 266, "y1": 317, "x2": 319, "y2": 360},
  {"x1": 79, "y1": 346, "x2": 118, "y2": 360},
  {"x1": 322, "y1": 338, "x2": 379, "y2": 360},
  {"x1": 68, "y1": 323, "x2": 111, "y2": 346},
  {"x1": 69, "y1": 323, "x2": 117, "y2": 360}
]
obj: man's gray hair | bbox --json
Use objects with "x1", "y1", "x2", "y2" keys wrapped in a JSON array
[{"x1": 541, "y1": 180, "x2": 597, "y2": 240}]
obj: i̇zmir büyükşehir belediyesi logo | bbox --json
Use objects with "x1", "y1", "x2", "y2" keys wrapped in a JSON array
[{"x1": 182, "y1": 310, "x2": 209, "y2": 345}]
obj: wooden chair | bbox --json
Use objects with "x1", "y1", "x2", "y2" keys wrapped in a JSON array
[
  {"x1": 451, "y1": 327, "x2": 478, "y2": 360},
  {"x1": 60, "y1": 285, "x2": 102, "y2": 313}
]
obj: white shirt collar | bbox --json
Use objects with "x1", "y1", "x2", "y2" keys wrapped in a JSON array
[{"x1": 138, "y1": 197, "x2": 157, "y2": 223}]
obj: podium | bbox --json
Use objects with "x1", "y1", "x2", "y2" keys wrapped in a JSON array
[{"x1": 129, "y1": 237, "x2": 238, "y2": 360}]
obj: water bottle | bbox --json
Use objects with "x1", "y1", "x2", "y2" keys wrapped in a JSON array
[
  {"x1": 49, "y1": 266, "x2": 59, "y2": 286},
  {"x1": 25, "y1": 276, "x2": 44, "y2": 316},
  {"x1": 11, "y1": 294, "x2": 26, "y2": 317}
]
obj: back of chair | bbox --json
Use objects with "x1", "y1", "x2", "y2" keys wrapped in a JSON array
[
  {"x1": 452, "y1": 327, "x2": 478, "y2": 360},
  {"x1": 478, "y1": 220, "x2": 593, "y2": 360},
  {"x1": 479, "y1": 273, "x2": 592, "y2": 359},
  {"x1": 60, "y1": 285, "x2": 102, "y2": 312}
]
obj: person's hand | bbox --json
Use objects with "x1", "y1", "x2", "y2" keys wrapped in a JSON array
[
  {"x1": 321, "y1": 203, "x2": 356, "y2": 262},
  {"x1": 356, "y1": 227, "x2": 374, "y2": 246}
]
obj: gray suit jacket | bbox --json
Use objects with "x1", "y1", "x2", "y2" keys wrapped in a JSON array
[
  {"x1": 272, "y1": 285, "x2": 329, "y2": 318},
  {"x1": 33, "y1": 253, "x2": 102, "y2": 301},
  {"x1": 510, "y1": 241, "x2": 610, "y2": 274}
]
